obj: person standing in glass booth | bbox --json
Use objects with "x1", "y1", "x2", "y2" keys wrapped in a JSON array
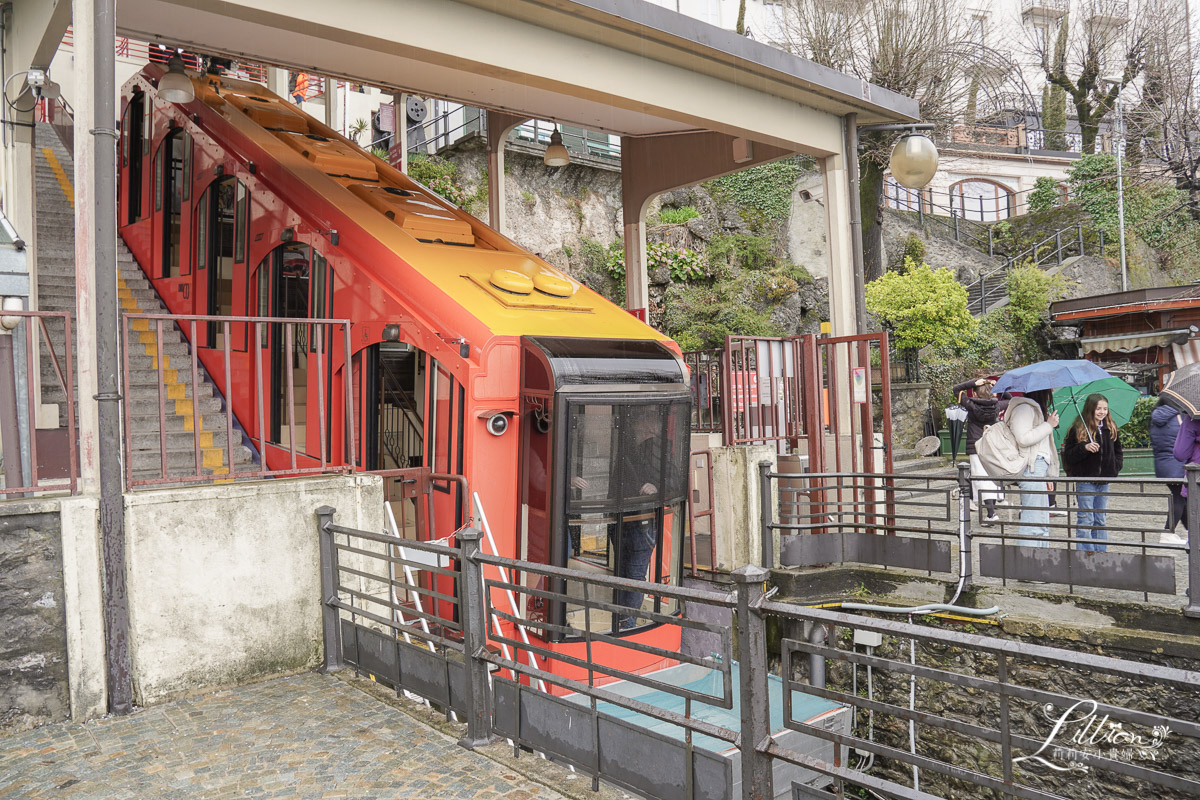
[{"x1": 570, "y1": 406, "x2": 672, "y2": 631}]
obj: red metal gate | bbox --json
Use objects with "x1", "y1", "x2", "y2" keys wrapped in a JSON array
[{"x1": 689, "y1": 331, "x2": 893, "y2": 476}]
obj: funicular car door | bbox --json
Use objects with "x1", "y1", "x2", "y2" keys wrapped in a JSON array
[
  {"x1": 151, "y1": 127, "x2": 194, "y2": 310},
  {"x1": 251, "y1": 239, "x2": 334, "y2": 469},
  {"x1": 518, "y1": 337, "x2": 690, "y2": 640}
]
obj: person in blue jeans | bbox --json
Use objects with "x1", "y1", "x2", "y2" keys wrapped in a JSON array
[
  {"x1": 1061, "y1": 394, "x2": 1123, "y2": 552},
  {"x1": 1007, "y1": 391, "x2": 1060, "y2": 547}
]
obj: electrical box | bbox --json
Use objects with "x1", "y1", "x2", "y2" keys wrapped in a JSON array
[{"x1": 853, "y1": 628, "x2": 883, "y2": 648}]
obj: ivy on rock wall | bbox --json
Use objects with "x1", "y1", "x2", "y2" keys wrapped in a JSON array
[{"x1": 704, "y1": 159, "x2": 808, "y2": 228}]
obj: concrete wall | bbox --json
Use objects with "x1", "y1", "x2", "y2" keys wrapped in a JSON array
[
  {"x1": 711, "y1": 445, "x2": 778, "y2": 571},
  {"x1": 121, "y1": 474, "x2": 383, "y2": 706},
  {"x1": 0, "y1": 499, "x2": 69, "y2": 733}
]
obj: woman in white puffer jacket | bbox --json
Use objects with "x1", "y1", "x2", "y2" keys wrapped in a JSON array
[{"x1": 1005, "y1": 390, "x2": 1061, "y2": 547}]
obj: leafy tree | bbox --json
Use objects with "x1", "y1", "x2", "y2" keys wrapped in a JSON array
[
  {"x1": 1041, "y1": 15, "x2": 1069, "y2": 151},
  {"x1": 1006, "y1": 262, "x2": 1065, "y2": 339},
  {"x1": 1033, "y1": 3, "x2": 1160, "y2": 154},
  {"x1": 864, "y1": 258, "x2": 977, "y2": 350},
  {"x1": 1027, "y1": 177, "x2": 1061, "y2": 213}
]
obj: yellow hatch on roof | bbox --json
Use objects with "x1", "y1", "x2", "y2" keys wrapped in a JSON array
[
  {"x1": 465, "y1": 254, "x2": 590, "y2": 311},
  {"x1": 274, "y1": 130, "x2": 377, "y2": 181},
  {"x1": 348, "y1": 183, "x2": 475, "y2": 246},
  {"x1": 226, "y1": 92, "x2": 308, "y2": 133}
]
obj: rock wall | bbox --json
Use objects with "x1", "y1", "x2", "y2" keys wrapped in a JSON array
[
  {"x1": 770, "y1": 567, "x2": 1200, "y2": 799},
  {"x1": 0, "y1": 501, "x2": 69, "y2": 733},
  {"x1": 889, "y1": 382, "x2": 932, "y2": 451}
]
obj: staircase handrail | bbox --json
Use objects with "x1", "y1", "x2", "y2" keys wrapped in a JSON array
[
  {"x1": 966, "y1": 221, "x2": 1101, "y2": 315},
  {"x1": 378, "y1": 365, "x2": 424, "y2": 468}
]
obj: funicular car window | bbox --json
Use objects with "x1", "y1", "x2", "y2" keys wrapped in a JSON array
[{"x1": 557, "y1": 397, "x2": 688, "y2": 636}]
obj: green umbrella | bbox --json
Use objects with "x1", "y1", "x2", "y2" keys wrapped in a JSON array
[{"x1": 1051, "y1": 377, "x2": 1141, "y2": 445}]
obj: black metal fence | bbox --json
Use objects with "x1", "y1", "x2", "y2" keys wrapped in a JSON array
[
  {"x1": 316, "y1": 492, "x2": 1200, "y2": 800},
  {"x1": 760, "y1": 462, "x2": 1200, "y2": 612}
]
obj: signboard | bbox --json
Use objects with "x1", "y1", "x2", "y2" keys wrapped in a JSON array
[
  {"x1": 852, "y1": 367, "x2": 867, "y2": 404},
  {"x1": 728, "y1": 371, "x2": 760, "y2": 413}
]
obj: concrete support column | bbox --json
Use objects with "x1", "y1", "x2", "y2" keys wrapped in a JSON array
[
  {"x1": 323, "y1": 76, "x2": 342, "y2": 134},
  {"x1": 484, "y1": 111, "x2": 523, "y2": 235},
  {"x1": 71, "y1": 0, "x2": 99, "y2": 494},
  {"x1": 820, "y1": 152, "x2": 857, "y2": 339},
  {"x1": 266, "y1": 67, "x2": 288, "y2": 96},
  {"x1": 392, "y1": 94, "x2": 408, "y2": 174},
  {"x1": 622, "y1": 216, "x2": 649, "y2": 316},
  {"x1": 620, "y1": 131, "x2": 793, "y2": 321}
]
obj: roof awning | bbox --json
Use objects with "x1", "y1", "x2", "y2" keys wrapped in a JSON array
[{"x1": 1080, "y1": 328, "x2": 1195, "y2": 355}]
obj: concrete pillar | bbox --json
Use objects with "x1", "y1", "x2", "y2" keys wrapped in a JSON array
[
  {"x1": 820, "y1": 152, "x2": 857, "y2": 339},
  {"x1": 72, "y1": 0, "x2": 100, "y2": 494},
  {"x1": 266, "y1": 67, "x2": 288, "y2": 97},
  {"x1": 392, "y1": 93, "x2": 407, "y2": 174},
  {"x1": 484, "y1": 111, "x2": 523, "y2": 235},
  {"x1": 323, "y1": 76, "x2": 342, "y2": 134},
  {"x1": 619, "y1": 131, "x2": 793, "y2": 321}
]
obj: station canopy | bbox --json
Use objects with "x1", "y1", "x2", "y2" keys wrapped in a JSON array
[{"x1": 114, "y1": 0, "x2": 918, "y2": 155}]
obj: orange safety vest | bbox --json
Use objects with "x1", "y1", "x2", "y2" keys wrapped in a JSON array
[{"x1": 294, "y1": 73, "x2": 310, "y2": 97}]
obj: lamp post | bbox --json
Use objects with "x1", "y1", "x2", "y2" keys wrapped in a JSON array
[
  {"x1": 849, "y1": 121, "x2": 939, "y2": 334},
  {"x1": 1102, "y1": 76, "x2": 1129, "y2": 292}
]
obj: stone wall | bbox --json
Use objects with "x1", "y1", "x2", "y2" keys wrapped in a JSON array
[
  {"x1": 0, "y1": 500, "x2": 68, "y2": 734},
  {"x1": 889, "y1": 382, "x2": 932, "y2": 452},
  {"x1": 770, "y1": 567, "x2": 1200, "y2": 799}
]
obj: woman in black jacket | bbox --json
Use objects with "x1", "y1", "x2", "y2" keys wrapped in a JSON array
[
  {"x1": 1061, "y1": 393, "x2": 1123, "y2": 552},
  {"x1": 952, "y1": 377, "x2": 1006, "y2": 521}
]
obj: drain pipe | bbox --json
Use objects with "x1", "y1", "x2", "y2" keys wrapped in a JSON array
[
  {"x1": 92, "y1": 0, "x2": 132, "y2": 714},
  {"x1": 808, "y1": 623, "x2": 826, "y2": 690}
]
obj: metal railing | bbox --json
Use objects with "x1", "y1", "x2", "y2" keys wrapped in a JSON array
[
  {"x1": 0, "y1": 310, "x2": 77, "y2": 497},
  {"x1": 36, "y1": 97, "x2": 74, "y2": 154},
  {"x1": 686, "y1": 449, "x2": 717, "y2": 577},
  {"x1": 62, "y1": 28, "x2": 269, "y2": 84},
  {"x1": 403, "y1": 105, "x2": 622, "y2": 162},
  {"x1": 758, "y1": 462, "x2": 1200, "y2": 611},
  {"x1": 967, "y1": 222, "x2": 1103, "y2": 316},
  {"x1": 683, "y1": 349, "x2": 722, "y2": 433},
  {"x1": 317, "y1": 501, "x2": 1200, "y2": 800},
  {"x1": 120, "y1": 312, "x2": 354, "y2": 488}
]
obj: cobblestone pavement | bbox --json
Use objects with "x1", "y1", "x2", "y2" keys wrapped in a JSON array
[{"x1": 0, "y1": 673, "x2": 574, "y2": 800}]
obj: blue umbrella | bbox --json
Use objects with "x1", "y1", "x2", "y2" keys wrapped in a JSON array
[{"x1": 992, "y1": 360, "x2": 1112, "y2": 395}]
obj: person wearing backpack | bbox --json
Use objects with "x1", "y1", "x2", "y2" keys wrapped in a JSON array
[
  {"x1": 1006, "y1": 390, "x2": 1060, "y2": 547},
  {"x1": 1060, "y1": 393, "x2": 1122, "y2": 552},
  {"x1": 952, "y1": 376, "x2": 1006, "y2": 522}
]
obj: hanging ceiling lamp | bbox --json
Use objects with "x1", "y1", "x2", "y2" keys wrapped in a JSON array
[
  {"x1": 543, "y1": 128, "x2": 569, "y2": 167},
  {"x1": 158, "y1": 54, "x2": 196, "y2": 104}
]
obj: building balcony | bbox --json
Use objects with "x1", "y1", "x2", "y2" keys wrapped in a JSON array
[
  {"x1": 1088, "y1": 0, "x2": 1129, "y2": 26},
  {"x1": 1021, "y1": 0, "x2": 1068, "y2": 21}
]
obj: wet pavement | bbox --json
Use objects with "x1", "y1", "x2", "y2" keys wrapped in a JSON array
[{"x1": 0, "y1": 672, "x2": 601, "y2": 800}]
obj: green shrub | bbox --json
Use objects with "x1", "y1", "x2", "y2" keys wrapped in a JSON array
[
  {"x1": 407, "y1": 154, "x2": 465, "y2": 206},
  {"x1": 661, "y1": 280, "x2": 782, "y2": 350},
  {"x1": 895, "y1": 235, "x2": 926, "y2": 272},
  {"x1": 606, "y1": 241, "x2": 706, "y2": 283},
  {"x1": 1027, "y1": 177, "x2": 1061, "y2": 213},
  {"x1": 865, "y1": 258, "x2": 977, "y2": 351},
  {"x1": 656, "y1": 206, "x2": 701, "y2": 224},
  {"x1": 1120, "y1": 396, "x2": 1157, "y2": 447}
]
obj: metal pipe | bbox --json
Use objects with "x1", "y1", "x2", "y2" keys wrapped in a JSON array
[
  {"x1": 843, "y1": 113, "x2": 866, "y2": 335},
  {"x1": 808, "y1": 623, "x2": 826, "y2": 690},
  {"x1": 93, "y1": 0, "x2": 132, "y2": 714},
  {"x1": 0, "y1": 326, "x2": 22, "y2": 490}
]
